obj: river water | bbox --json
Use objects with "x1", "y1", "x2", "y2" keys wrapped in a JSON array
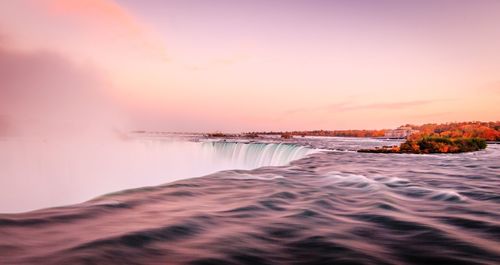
[{"x1": 0, "y1": 137, "x2": 499, "y2": 264}]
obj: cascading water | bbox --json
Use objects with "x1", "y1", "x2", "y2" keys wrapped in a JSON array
[
  {"x1": 0, "y1": 137, "x2": 316, "y2": 213},
  {"x1": 201, "y1": 141, "x2": 316, "y2": 168}
]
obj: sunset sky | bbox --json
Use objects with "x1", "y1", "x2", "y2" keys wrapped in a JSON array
[{"x1": 1, "y1": 0, "x2": 499, "y2": 132}]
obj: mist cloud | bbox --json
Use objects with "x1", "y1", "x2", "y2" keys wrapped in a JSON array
[{"x1": 0, "y1": 43, "x2": 121, "y2": 137}]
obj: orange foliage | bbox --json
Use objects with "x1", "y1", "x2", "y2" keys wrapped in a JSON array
[
  {"x1": 254, "y1": 121, "x2": 499, "y2": 140},
  {"x1": 256, "y1": 129, "x2": 386, "y2": 138},
  {"x1": 405, "y1": 121, "x2": 500, "y2": 141}
]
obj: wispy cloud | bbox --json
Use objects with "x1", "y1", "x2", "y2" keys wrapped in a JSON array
[
  {"x1": 184, "y1": 53, "x2": 252, "y2": 71},
  {"x1": 275, "y1": 100, "x2": 437, "y2": 122},
  {"x1": 331, "y1": 100, "x2": 434, "y2": 112},
  {"x1": 406, "y1": 112, "x2": 451, "y2": 118}
]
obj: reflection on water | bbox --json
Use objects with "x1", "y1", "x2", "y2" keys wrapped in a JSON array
[{"x1": 0, "y1": 138, "x2": 499, "y2": 264}]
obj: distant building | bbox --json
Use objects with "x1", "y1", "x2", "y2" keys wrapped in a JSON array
[{"x1": 384, "y1": 126, "x2": 418, "y2": 139}]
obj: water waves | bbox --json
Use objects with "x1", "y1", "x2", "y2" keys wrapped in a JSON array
[{"x1": 0, "y1": 140, "x2": 499, "y2": 264}]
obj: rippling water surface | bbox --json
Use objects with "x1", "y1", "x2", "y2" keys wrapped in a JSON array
[{"x1": 1, "y1": 138, "x2": 499, "y2": 265}]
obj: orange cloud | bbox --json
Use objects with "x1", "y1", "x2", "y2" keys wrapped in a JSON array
[{"x1": 44, "y1": 0, "x2": 168, "y2": 60}]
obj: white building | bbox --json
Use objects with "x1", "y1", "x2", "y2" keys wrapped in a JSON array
[{"x1": 384, "y1": 126, "x2": 418, "y2": 139}]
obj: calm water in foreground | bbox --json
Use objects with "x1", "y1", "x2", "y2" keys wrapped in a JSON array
[{"x1": 0, "y1": 138, "x2": 499, "y2": 264}]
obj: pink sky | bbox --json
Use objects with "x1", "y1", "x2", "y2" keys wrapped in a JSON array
[{"x1": 0, "y1": 0, "x2": 499, "y2": 132}]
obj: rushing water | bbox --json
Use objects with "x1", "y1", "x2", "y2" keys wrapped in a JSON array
[
  {"x1": 0, "y1": 138, "x2": 499, "y2": 265},
  {"x1": 202, "y1": 141, "x2": 315, "y2": 168},
  {"x1": 0, "y1": 137, "x2": 315, "y2": 213}
]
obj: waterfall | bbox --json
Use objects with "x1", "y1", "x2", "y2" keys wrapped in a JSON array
[
  {"x1": 201, "y1": 141, "x2": 315, "y2": 168},
  {"x1": 0, "y1": 137, "x2": 316, "y2": 212}
]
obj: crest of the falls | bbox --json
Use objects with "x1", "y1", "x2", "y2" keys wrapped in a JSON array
[{"x1": 201, "y1": 141, "x2": 316, "y2": 168}]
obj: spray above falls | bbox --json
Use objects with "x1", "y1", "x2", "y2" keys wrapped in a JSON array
[{"x1": 0, "y1": 137, "x2": 316, "y2": 213}]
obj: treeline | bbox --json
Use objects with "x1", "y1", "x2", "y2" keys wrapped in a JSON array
[
  {"x1": 252, "y1": 129, "x2": 386, "y2": 138},
  {"x1": 404, "y1": 121, "x2": 500, "y2": 141},
  {"x1": 208, "y1": 121, "x2": 500, "y2": 146},
  {"x1": 253, "y1": 121, "x2": 500, "y2": 140}
]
